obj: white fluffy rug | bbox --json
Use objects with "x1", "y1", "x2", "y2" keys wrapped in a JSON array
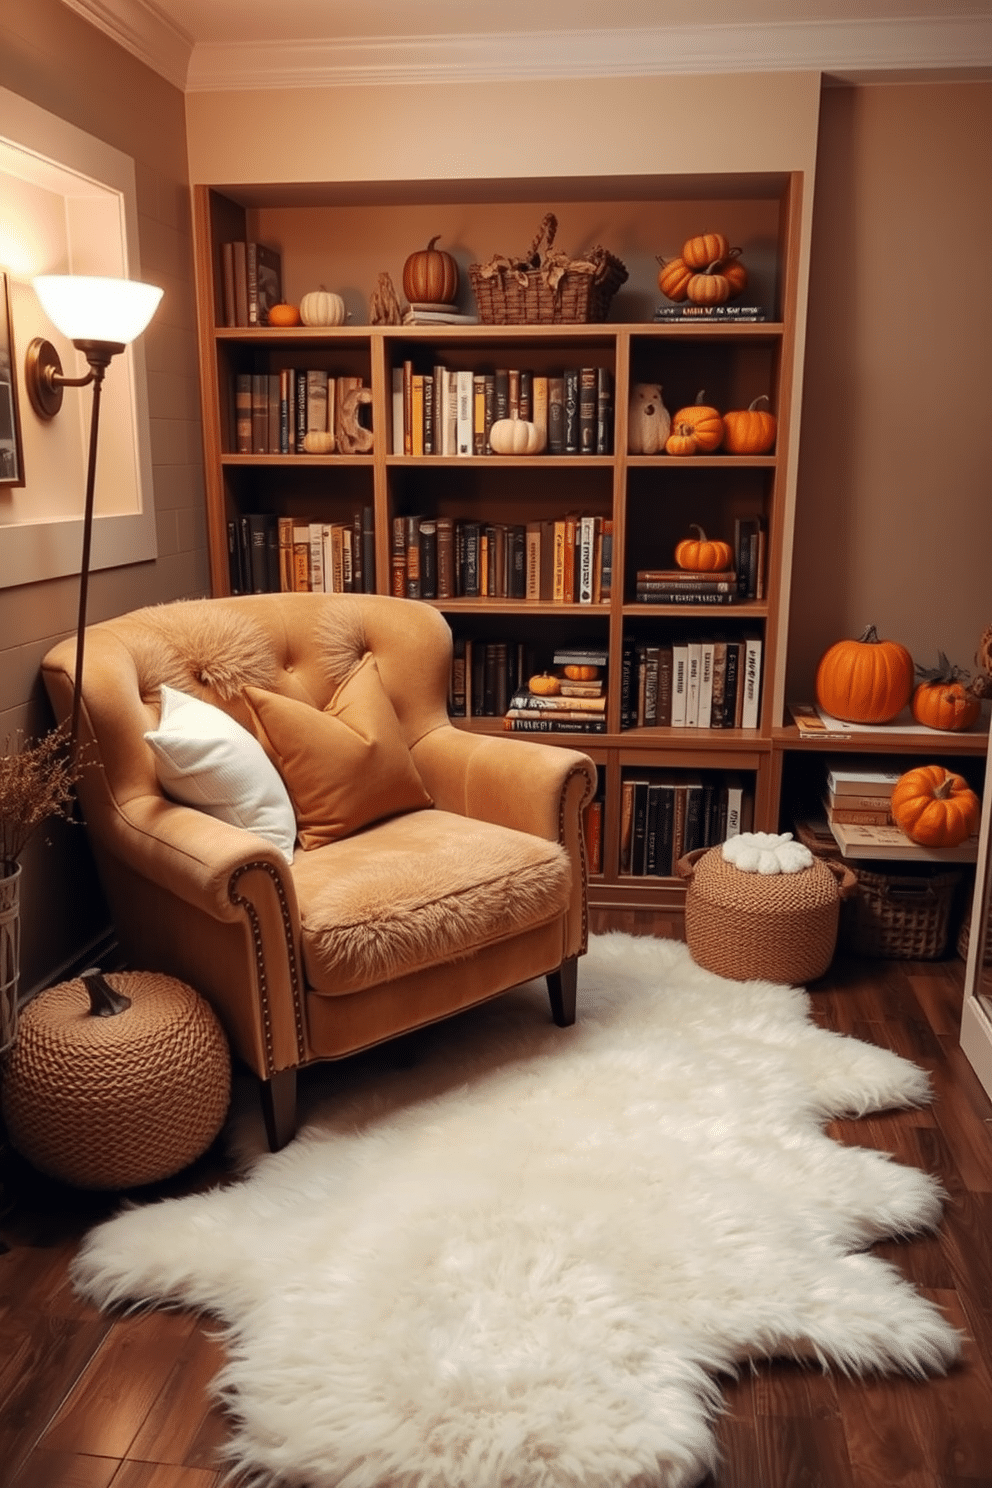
[{"x1": 73, "y1": 933, "x2": 961, "y2": 1488}]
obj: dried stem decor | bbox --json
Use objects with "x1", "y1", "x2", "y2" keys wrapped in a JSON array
[{"x1": 0, "y1": 724, "x2": 80, "y2": 868}]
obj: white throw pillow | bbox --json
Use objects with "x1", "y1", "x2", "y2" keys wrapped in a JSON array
[{"x1": 145, "y1": 685, "x2": 296, "y2": 863}]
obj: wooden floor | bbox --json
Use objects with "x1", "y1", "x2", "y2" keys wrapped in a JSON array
[{"x1": 1, "y1": 934, "x2": 991, "y2": 1488}]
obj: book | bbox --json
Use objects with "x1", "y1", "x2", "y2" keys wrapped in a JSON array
[
  {"x1": 827, "y1": 819, "x2": 978, "y2": 862},
  {"x1": 740, "y1": 636, "x2": 762, "y2": 729},
  {"x1": 246, "y1": 242, "x2": 282, "y2": 326},
  {"x1": 584, "y1": 797, "x2": 603, "y2": 876},
  {"x1": 503, "y1": 717, "x2": 606, "y2": 733},
  {"x1": 234, "y1": 373, "x2": 252, "y2": 453},
  {"x1": 653, "y1": 303, "x2": 768, "y2": 321},
  {"x1": 823, "y1": 796, "x2": 894, "y2": 826},
  {"x1": 634, "y1": 589, "x2": 740, "y2": 605},
  {"x1": 825, "y1": 787, "x2": 896, "y2": 813},
  {"x1": 232, "y1": 240, "x2": 248, "y2": 327},
  {"x1": 825, "y1": 759, "x2": 905, "y2": 795}
]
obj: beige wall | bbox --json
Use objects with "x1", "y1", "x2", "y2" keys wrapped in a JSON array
[
  {"x1": 789, "y1": 79, "x2": 992, "y2": 700},
  {"x1": 0, "y1": 0, "x2": 208, "y2": 991}
]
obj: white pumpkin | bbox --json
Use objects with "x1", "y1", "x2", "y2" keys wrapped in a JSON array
[
  {"x1": 489, "y1": 418, "x2": 547, "y2": 456},
  {"x1": 299, "y1": 289, "x2": 346, "y2": 327},
  {"x1": 302, "y1": 430, "x2": 336, "y2": 454},
  {"x1": 627, "y1": 383, "x2": 671, "y2": 455}
]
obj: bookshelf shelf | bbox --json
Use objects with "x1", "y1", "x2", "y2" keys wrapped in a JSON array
[{"x1": 191, "y1": 173, "x2": 806, "y2": 916}]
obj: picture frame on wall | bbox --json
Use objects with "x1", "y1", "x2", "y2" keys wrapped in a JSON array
[{"x1": 0, "y1": 269, "x2": 25, "y2": 488}]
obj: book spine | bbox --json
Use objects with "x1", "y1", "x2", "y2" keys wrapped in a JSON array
[
  {"x1": 578, "y1": 367, "x2": 597, "y2": 455},
  {"x1": 391, "y1": 515, "x2": 407, "y2": 597},
  {"x1": 235, "y1": 374, "x2": 252, "y2": 453},
  {"x1": 563, "y1": 369, "x2": 579, "y2": 454},
  {"x1": 503, "y1": 717, "x2": 606, "y2": 733},
  {"x1": 456, "y1": 370, "x2": 474, "y2": 456}
]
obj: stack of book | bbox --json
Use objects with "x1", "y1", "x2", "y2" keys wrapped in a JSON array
[
  {"x1": 620, "y1": 771, "x2": 753, "y2": 877},
  {"x1": 634, "y1": 568, "x2": 739, "y2": 606},
  {"x1": 392, "y1": 363, "x2": 613, "y2": 457},
  {"x1": 228, "y1": 508, "x2": 376, "y2": 596},
  {"x1": 220, "y1": 241, "x2": 282, "y2": 327},
  {"x1": 503, "y1": 648, "x2": 608, "y2": 734},
  {"x1": 621, "y1": 634, "x2": 762, "y2": 730},
  {"x1": 652, "y1": 303, "x2": 768, "y2": 323},
  {"x1": 233, "y1": 371, "x2": 370, "y2": 455},
  {"x1": 821, "y1": 758, "x2": 978, "y2": 861},
  {"x1": 402, "y1": 302, "x2": 478, "y2": 325},
  {"x1": 391, "y1": 513, "x2": 612, "y2": 603}
]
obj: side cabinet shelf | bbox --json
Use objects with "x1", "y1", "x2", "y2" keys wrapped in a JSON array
[{"x1": 191, "y1": 176, "x2": 807, "y2": 916}]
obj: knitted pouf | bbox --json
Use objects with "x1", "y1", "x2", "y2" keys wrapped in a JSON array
[
  {"x1": 677, "y1": 844, "x2": 857, "y2": 985},
  {"x1": 1, "y1": 968, "x2": 231, "y2": 1189}
]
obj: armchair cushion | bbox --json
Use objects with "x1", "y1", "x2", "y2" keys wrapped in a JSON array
[
  {"x1": 243, "y1": 653, "x2": 432, "y2": 850},
  {"x1": 292, "y1": 808, "x2": 572, "y2": 993},
  {"x1": 144, "y1": 686, "x2": 297, "y2": 863}
]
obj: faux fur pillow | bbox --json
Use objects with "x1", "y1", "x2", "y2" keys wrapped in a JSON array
[{"x1": 243, "y1": 653, "x2": 433, "y2": 850}]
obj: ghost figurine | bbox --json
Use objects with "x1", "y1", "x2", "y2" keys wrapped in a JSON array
[{"x1": 627, "y1": 383, "x2": 671, "y2": 455}]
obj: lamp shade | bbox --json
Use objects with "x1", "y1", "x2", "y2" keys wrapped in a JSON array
[{"x1": 33, "y1": 275, "x2": 163, "y2": 345}]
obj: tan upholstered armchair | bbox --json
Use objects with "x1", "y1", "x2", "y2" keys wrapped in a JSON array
[{"x1": 42, "y1": 594, "x2": 596, "y2": 1150}]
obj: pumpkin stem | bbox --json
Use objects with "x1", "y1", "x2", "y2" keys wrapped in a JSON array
[
  {"x1": 426, "y1": 235, "x2": 441, "y2": 251},
  {"x1": 932, "y1": 775, "x2": 957, "y2": 801},
  {"x1": 694, "y1": 389, "x2": 708, "y2": 405},
  {"x1": 688, "y1": 523, "x2": 708, "y2": 540},
  {"x1": 915, "y1": 650, "x2": 970, "y2": 684},
  {"x1": 748, "y1": 395, "x2": 771, "y2": 411},
  {"x1": 857, "y1": 624, "x2": 883, "y2": 645},
  {"x1": 81, "y1": 967, "x2": 132, "y2": 1018}
]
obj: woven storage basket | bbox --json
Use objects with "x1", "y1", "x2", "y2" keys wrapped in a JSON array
[
  {"x1": 957, "y1": 904, "x2": 992, "y2": 964},
  {"x1": 469, "y1": 213, "x2": 628, "y2": 325},
  {"x1": 840, "y1": 866, "x2": 962, "y2": 960},
  {"x1": 1, "y1": 968, "x2": 231, "y2": 1189},
  {"x1": 677, "y1": 844, "x2": 856, "y2": 985}
]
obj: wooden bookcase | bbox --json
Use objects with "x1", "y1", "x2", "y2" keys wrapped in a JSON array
[{"x1": 194, "y1": 173, "x2": 984, "y2": 919}]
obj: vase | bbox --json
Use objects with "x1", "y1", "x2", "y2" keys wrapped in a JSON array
[{"x1": 0, "y1": 862, "x2": 21, "y2": 1054}]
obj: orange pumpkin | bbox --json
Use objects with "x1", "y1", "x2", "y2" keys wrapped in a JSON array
[
  {"x1": 266, "y1": 303, "x2": 301, "y2": 327},
  {"x1": 891, "y1": 765, "x2": 980, "y2": 848},
  {"x1": 657, "y1": 256, "x2": 693, "y2": 302},
  {"x1": 722, "y1": 395, "x2": 777, "y2": 455},
  {"x1": 665, "y1": 423, "x2": 699, "y2": 457},
  {"x1": 563, "y1": 664, "x2": 599, "y2": 681},
  {"x1": 685, "y1": 263, "x2": 731, "y2": 305},
  {"x1": 528, "y1": 672, "x2": 561, "y2": 696},
  {"x1": 402, "y1": 236, "x2": 459, "y2": 305},
  {"x1": 912, "y1": 681, "x2": 981, "y2": 732},
  {"x1": 682, "y1": 232, "x2": 731, "y2": 270},
  {"x1": 674, "y1": 524, "x2": 734, "y2": 572},
  {"x1": 716, "y1": 248, "x2": 748, "y2": 297},
  {"x1": 669, "y1": 391, "x2": 724, "y2": 453},
  {"x1": 814, "y1": 625, "x2": 915, "y2": 724}
]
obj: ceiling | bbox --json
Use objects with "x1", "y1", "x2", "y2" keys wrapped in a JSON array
[{"x1": 60, "y1": 0, "x2": 992, "y2": 92}]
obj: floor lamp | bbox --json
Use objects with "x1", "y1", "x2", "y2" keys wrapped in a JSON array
[{"x1": 25, "y1": 274, "x2": 163, "y2": 755}]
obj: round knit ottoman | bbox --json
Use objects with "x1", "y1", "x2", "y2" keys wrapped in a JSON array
[
  {"x1": 677, "y1": 833, "x2": 857, "y2": 985},
  {"x1": 1, "y1": 968, "x2": 231, "y2": 1189}
]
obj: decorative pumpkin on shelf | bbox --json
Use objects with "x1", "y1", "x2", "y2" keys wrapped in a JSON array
[
  {"x1": 656, "y1": 256, "x2": 693, "y2": 302},
  {"x1": 667, "y1": 391, "x2": 723, "y2": 453},
  {"x1": 718, "y1": 249, "x2": 748, "y2": 297},
  {"x1": 627, "y1": 383, "x2": 671, "y2": 454},
  {"x1": 302, "y1": 431, "x2": 336, "y2": 455},
  {"x1": 665, "y1": 423, "x2": 700, "y2": 457},
  {"x1": 267, "y1": 302, "x2": 301, "y2": 328},
  {"x1": 674, "y1": 524, "x2": 734, "y2": 572},
  {"x1": 528, "y1": 672, "x2": 561, "y2": 696},
  {"x1": 911, "y1": 653, "x2": 982, "y2": 732},
  {"x1": 814, "y1": 624, "x2": 915, "y2": 724},
  {"x1": 402, "y1": 236, "x2": 459, "y2": 305},
  {"x1": 563, "y1": 664, "x2": 600, "y2": 681},
  {"x1": 685, "y1": 263, "x2": 732, "y2": 305},
  {"x1": 489, "y1": 418, "x2": 547, "y2": 456},
  {"x1": 722, "y1": 395, "x2": 777, "y2": 454},
  {"x1": 890, "y1": 765, "x2": 980, "y2": 849},
  {"x1": 681, "y1": 232, "x2": 731, "y2": 270},
  {"x1": 300, "y1": 288, "x2": 346, "y2": 327}
]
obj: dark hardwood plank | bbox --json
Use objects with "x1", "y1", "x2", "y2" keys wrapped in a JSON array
[{"x1": 7, "y1": 1450, "x2": 121, "y2": 1488}]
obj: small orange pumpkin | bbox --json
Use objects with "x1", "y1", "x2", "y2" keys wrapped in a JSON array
[
  {"x1": 814, "y1": 625, "x2": 915, "y2": 724},
  {"x1": 682, "y1": 232, "x2": 731, "y2": 270},
  {"x1": 890, "y1": 765, "x2": 980, "y2": 848},
  {"x1": 665, "y1": 423, "x2": 699, "y2": 457},
  {"x1": 528, "y1": 672, "x2": 561, "y2": 696},
  {"x1": 656, "y1": 256, "x2": 693, "y2": 302},
  {"x1": 563, "y1": 664, "x2": 599, "y2": 681},
  {"x1": 674, "y1": 524, "x2": 734, "y2": 572},
  {"x1": 267, "y1": 303, "x2": 301, "y2": 327},
  {"x1": 911, "y1": 653, "x2": 981, "y2": 731},
  {"x1": 715, "y1": 248, "x2": 748, "y2": 297},
  {"x1": 685, "y1": 262, "x2": 731, "y2": 305},
  {"x1": 669, "y1": 391, "x2": 723, "y2": 453},
  {"x1": 722, "y1": 395, "x2": 777, "y2": 455}
]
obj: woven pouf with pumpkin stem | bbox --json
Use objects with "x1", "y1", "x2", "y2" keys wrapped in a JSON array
[{"x1": 1, "y1": 968, "x2": 231, "y2": 1189}]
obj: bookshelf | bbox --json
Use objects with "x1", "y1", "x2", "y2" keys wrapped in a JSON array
[{"x1": 191, "y1": 173, "x2": 985, "y2": 919}]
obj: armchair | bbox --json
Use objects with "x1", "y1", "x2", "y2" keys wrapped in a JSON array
[{"x1": 42, "y1": 593, "x2": 596, "y2": 1151}]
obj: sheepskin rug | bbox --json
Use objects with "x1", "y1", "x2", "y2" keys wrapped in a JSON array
[{"x1": 72, "y1": 933, "x2": 961, "y2": 1488}]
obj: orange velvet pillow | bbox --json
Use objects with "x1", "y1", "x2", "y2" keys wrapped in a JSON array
[{"x1": 243, "y1": 653, "x2": 432, "y2": 850}]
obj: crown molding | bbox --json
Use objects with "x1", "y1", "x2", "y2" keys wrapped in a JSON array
[
  {"x1": 59, "y1": 0, "x2": 193, "y2": 90},
  {"x1": 58, "y1": 5, "x2": 992, "y2": 93}
]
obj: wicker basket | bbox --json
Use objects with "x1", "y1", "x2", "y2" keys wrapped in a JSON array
[
  {"x1": 468, "y1": 213, "x2": 628, "y2": 325},
  {"x1": 840, "y1": 866, "x2": 962, "y2": 960},
  {"x1": 676, "y1": 845, "x2": 856, "y2": 985},
  {"x1": 957, "y1": 904, "x2": 992, "y2": 964}
]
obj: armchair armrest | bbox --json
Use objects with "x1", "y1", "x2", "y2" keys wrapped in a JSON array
[{"x1": 411, "y1": 724, "x2": 597, "y2": 842}]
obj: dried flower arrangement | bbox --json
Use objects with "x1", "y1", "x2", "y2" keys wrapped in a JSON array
[{"x1": 0, "y1": 725, "x2": 80, "y2": 869}]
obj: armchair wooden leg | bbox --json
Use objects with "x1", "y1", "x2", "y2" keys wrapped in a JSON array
[
  {"x1": 547, "y1": 957, "x2": 578, "y2": 1028},
  {"x1": 260, "y1": 1068, "x2": 298, "y2": 1152}
]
